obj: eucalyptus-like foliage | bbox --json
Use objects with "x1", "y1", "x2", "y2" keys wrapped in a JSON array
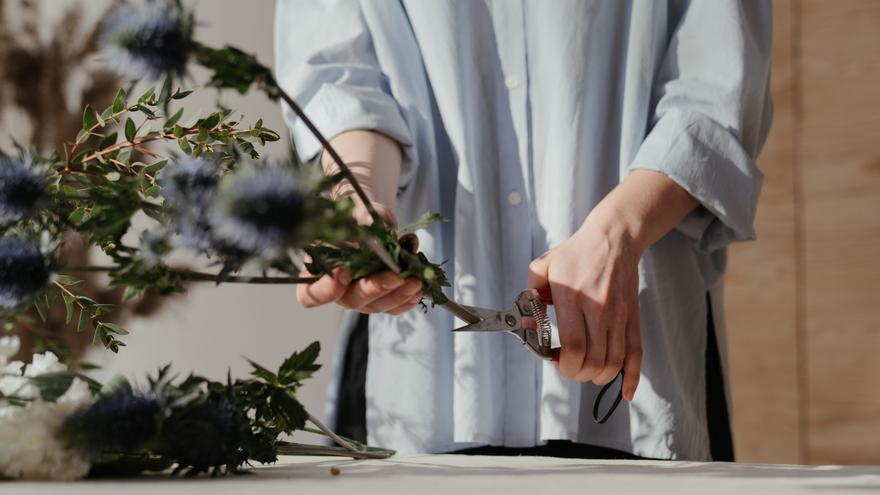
[{"x1": 1, "y1": 0, "x2": 451, "y2": 356}]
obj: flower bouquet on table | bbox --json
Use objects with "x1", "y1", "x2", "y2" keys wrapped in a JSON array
[
  {"x1": 0, "y1": 335, "x2": 389, "y2": 480},
  {"x1": 0, "y1": 0, "x2": 450, "y2": 480}
]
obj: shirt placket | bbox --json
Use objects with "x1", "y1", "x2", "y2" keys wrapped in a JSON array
[{"x1": 492, "y1": 0, "x2": 537, "y2": 447}]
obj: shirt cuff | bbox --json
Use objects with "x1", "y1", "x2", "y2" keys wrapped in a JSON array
[
  {"x1": 629, "y1": 109, "x2": 764, "y2": 253},
  {"x1": 286, "y1": 82, "x2": 418, "y2": 189}
]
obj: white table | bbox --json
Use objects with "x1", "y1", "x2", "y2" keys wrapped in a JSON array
[{"x1": 6, "y1": 455, "x2": 880, "y2": 494}]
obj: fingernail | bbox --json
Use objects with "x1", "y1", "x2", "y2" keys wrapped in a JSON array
[
  {"x1": 381, "y1": 275, "x2": 404, "y2": 289},
  {"x1": 336, "y1": 270, "x2": 351, "y2": 285},
  {"x1": 408, "y1": 295, "x2": 422, "y2": 305}
]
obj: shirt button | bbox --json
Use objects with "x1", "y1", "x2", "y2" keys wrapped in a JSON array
[
  {"x1": 507, "y1": 191, "x2": 522, "y2": 206},
  {"x1": 504, "y1": 76, "x2": 520, "y2": 89}
]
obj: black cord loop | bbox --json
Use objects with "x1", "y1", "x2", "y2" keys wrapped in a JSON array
[{"x1": 592, "y1": 370, "x2": 624, "y2": 424}]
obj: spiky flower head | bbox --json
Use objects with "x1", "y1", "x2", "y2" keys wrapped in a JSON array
[
  {"x1": 0, "y1": 237, "x2": 50, "y2": 312},
  {"x1": 158, "y1": 156, "x2": 219, "y2": 252},
  {"x1": 0, "y1": 154, "x2": 47, "y2": 224},
  {"x1": 60, "y1": 388, "x2": 161, "y2": 454},
  {"x1": 159, "y1": 396, "x2": 250, "y2": 474},
  {"x1": 210, "y1": 166, "x2": 309, "y2": 259},
  {"x1": 99, "y1": 0, "x2": 195, "y2": 81},
  {"x1": 138, "y1": 229, "x2": 170, "y2": 267}
]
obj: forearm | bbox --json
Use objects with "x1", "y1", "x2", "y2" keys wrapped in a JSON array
[
  {"x1": 585, "y1": 169, "x2": 699, "y2": 254},
  {"x1": 320, "y1": 130, "x2": 403, "y2": 224}
]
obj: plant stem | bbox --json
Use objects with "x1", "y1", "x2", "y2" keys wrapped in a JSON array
[
  {"x1": 59, "y1": 266, "x2": 319, "y2": 285},
  {"x1": 274, "y1": 442, "x2": 392, "y2": 460},
  {"x1": 307, "y1": 413, "x2": 362, "y2": 453},
  {"x1": 274, "y1": 89, "x2": 383, "y2": 227},
  {"x1": 301, "y1": 413, "x2": 394, "y2": 460}
]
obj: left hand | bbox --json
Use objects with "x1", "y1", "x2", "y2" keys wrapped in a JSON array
[{"x1": 528, "y1": 214, "x2": 643, "y2": 401}]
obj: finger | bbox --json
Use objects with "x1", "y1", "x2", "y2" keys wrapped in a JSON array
[
  {"x1": 362, "y1": 279, "x2": 422, "y2": 313},
  {"x1": 553, "y1": 284, "x2": 588, "y2": 379},
  {"x1": 339, "y1": 271, "x2": 406, "y2": 309},
  {"x1": 575, "y1": 308, "x2": 607, "y2": 383},
  {"x1": 622, "y1": 304, "x2": 642, "y2": 401},
  {"x1": 386, "y1": 293, "x2": 423, "y2": 315},
  {"x1": 527, "y1": 252, "x2": 552, "y2": 289},
  {"x1": 297, "y1": 269, "x2": 351, "y2": 308},
  {"x1": 593, "y1": 308, "x2": 626, "y2": 386}
]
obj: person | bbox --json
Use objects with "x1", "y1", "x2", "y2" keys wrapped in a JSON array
[{"x1": 275, "y1": 0, "x2": 772, "y2": 461}]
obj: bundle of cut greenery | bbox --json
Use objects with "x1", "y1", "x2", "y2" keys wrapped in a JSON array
[{"x1": 0, "y1": 0, "x2": 452, "y2": 480}]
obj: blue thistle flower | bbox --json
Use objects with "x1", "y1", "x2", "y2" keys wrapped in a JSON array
[
  {"x1": 210, "y1": 166, "x2": 308, "y2": 258},
  {"x1": 0, "y1": 237, "x2": 50, "y2": 311},
  {"x1": 158, "y1": 156, "x2": 219, "y2": 252},
  {"x1": 138, "y1": 229, "x2": 169, "y2": 266},
  {"x1": 61, "y1": 388, "x2": 162, "y2": 453},
  {"x1": 160, "y1": 397, "x2": 250, "y2": 474},
  {"x1": 0, "y1": 154, "x2": 47, "y2": 224},
  {"x1": 99, "y1": 0, "x2": 195, "y2": 81}
]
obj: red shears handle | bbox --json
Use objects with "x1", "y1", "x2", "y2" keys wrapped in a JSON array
[{"x1": 534, "y1": 287, "x2": 560, "y2": 362}]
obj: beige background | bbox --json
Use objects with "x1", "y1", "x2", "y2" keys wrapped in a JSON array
[
  {"x1": 2, "y1": 0, "x2": 878, "y2": 465},
  {"x1": 726, "y1": 0, "x2": 880, "y2": 465}
]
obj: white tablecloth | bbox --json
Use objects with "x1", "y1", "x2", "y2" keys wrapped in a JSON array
[{"x1": 6, "y1": 455, "x2": 880, "y2": 494}]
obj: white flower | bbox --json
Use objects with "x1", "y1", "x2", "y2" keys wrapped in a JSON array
[
  {"x1": 0, "y1": 335, "x2": 19, "y2": 364},
  {"x1": 0, "y1": 352, "x2": 94, "y2": 480},
  {"x1": 0, "y1": 396, "x2": 92, "y2": 480},
  {"x1": 24, "y1": 350, "x2": 66, "y2": 377},
  {"x1": 0, "y1": 360, "x2": 26, "y2": 399},
  {"x1": 1, "y1": 351, "x2": 65, "y2": 401}
]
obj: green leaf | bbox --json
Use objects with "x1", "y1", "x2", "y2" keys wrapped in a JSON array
[
  {"x1": 76, "y1": 308, "x2": 88, "y2": 333},
  {"x1": 122, "y1": 286, "x2": 143, "y2": 302},
  {"x1": 278, "y1": 342, "x2": 321, "y2": 384},
  {"x1": 143, "y1": 185, "x2": 160, "y2": 197},
  {"x1": 68, "y1": 207, "x2": 87, "y2": 223},
  {"x1": 164, "y1": 107, "x2": 184, "y2": 129},
  {"x1": 100, "y1": 322, "x2": 129, "y2": 336},
  {"x1": 199, "y1": 113, "x2": 220, "y2": 130},
  {"x1": 34, "y1": 298, "x2": 48, "y2": 322},
  {"x1": 399, "y1": 212, "x2": 447, "y2": 234},
  {"x1": 138, "y1": 87, "x2": 156, "y2": 104},
  {"x1": 99, "y1": 132, "x2": 118, "y2": 150},
  {"x1": 62, "y1": 292, "x2": 76, "y2": 324},
  {"x1": 246, "y1": 358, "x2": 278, "y2": 384},
  {"x1": 82, "y1": 104, "x2": 98, "y2": 131},
  {"x1": 171, "y1": 89, "x2": 194, "y2": 100},
  {"x1": 125, "y1": 118, "x2": 137, "y2": 142},
  {"x1": 106, "y1": 171, "x2": 121, "y2": 182},
  {"x1": 112, "y1": 88, "x2": 127, "y2": 113},
  {"x1": 61, "y1": 185, "x2": 82, "y2": 198}
]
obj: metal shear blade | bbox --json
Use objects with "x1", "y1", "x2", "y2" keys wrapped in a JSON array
[{"x1": 451, "y1": 290, "x2": 554, "y2": 360}]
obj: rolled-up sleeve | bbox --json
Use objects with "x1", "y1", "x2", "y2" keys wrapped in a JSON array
[
  {"x1": 630, "y1": 1, "x2": 773, "y2": 253},
  {"x1": 274, "y1": 0, "x2": 417, "y2": 185}
]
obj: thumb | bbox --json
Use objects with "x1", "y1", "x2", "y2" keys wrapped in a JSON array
[{"x1": 528, "y1": 251, "x2": 552, "y2": 289}]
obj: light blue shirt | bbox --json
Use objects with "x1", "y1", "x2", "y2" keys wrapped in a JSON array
[{"x1": 276, "y1": 0, "x2": 772, "y2": 460}]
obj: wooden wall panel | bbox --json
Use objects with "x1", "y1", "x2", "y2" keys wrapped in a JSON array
[
  {"x1": 725, "y1": 0, "x2": 801, "y2": 464},
  {"x1": 800, "y1": 0, "x2": 880, "y2": 465}
]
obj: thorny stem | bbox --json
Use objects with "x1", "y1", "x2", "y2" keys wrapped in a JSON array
[{"x1": 60, "y1": 266, "x2": 320, "y2": 285}]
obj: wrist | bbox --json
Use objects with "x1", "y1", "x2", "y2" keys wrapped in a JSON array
[{"x1": 581, "y1": 191, "x2": 650, "y2": 256}]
